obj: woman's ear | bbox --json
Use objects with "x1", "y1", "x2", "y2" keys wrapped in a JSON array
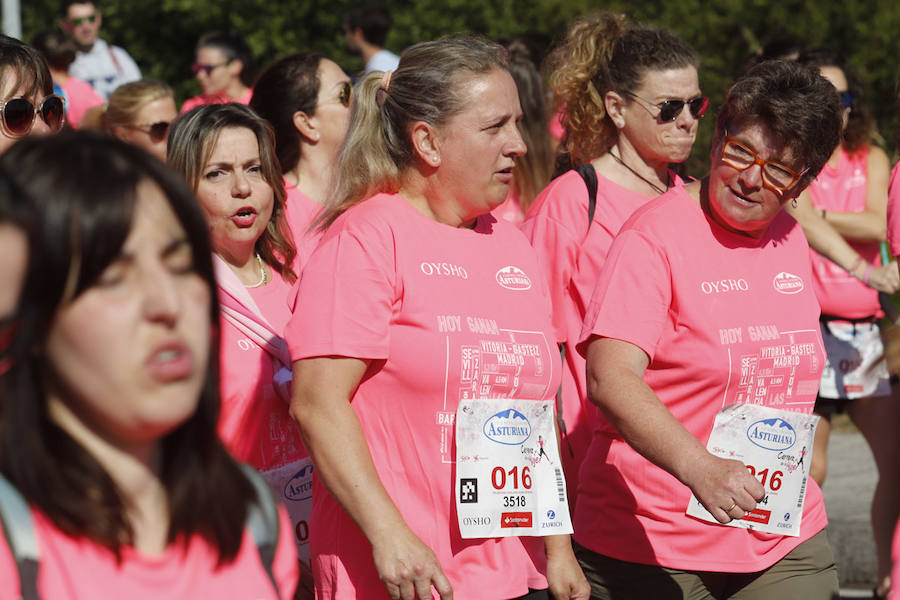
[
  {"x1": 410, "y1": 121, "x2": 441, "y2": 167},
  {"x1": 293, "y1": 110, "x2": 320, "y2": 143},
  {"x1": 604, "y1": 90, "x2": 627, "y2": 129}
]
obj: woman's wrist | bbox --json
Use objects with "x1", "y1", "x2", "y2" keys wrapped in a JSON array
[{"x1": 847, "y1": 255, "x2": 864, "y2": 276}]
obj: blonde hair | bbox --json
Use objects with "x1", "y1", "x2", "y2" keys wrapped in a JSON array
[
  {"x1": 167, "y1": 103, "x2": 297, "y2": 283},
  {"x1": 548, "y1": 12, "x2": 698, "y2": 166},
  {"x1": 318, "y1": 36, "x2": 509, "y2": 229},
  {"x1": 101, "y1": 79, "x2": 174, "y2": 131}
]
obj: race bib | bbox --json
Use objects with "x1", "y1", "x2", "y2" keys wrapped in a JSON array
[
  {"x1": 261, "y1": 458, "x2": 314, "y2": 563},
  {"x1": 686, "y1": 403, "x2": 818, "y2": 536},
  {"x1": 455, "y1": 399, "x2": 572, "y2": 538}
]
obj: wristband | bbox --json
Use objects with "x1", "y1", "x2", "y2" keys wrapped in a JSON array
[{"x1": 863, "y1": 264, "x2": 874, "y2": 285}]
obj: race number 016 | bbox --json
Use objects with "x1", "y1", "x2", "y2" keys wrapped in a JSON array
[
  {"x1": 491, "y1": 466, "x2": 532, "y2": 490},
  {"x1": 746, "y1": 465, "x2": 783, "y2": 491}
]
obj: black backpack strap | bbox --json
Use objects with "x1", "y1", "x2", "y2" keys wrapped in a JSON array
[
  {"x1": 238, "y1": 463, "x2": 281, "y2": 597},
  {"x1": 0, "y1": 474, "x2": 40, "y2": 600},
  {"x1": 574, "y1": 163, "x2": 598, "y2": 228}
]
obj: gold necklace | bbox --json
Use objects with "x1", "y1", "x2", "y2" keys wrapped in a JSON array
[{"x1": 245, "y1": 253, "x2": 267, "y2": 288}]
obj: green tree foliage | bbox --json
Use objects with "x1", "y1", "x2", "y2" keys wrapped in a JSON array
[{"x1": 14, "y1": 0, "x2": 900, "y2": 173}]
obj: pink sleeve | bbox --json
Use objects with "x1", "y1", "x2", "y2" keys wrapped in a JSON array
[
  {"x1": 577, "y1": 228, "x2": 672, "y2": 359},
  {"x1": 888, "y1": 163, "x2": 900, "y2": 258},
  {"x1": 521, "y1": 176, "x2": 589, "y2": 343},
  {"x1": 0, "y1": 532, "x2": 19, "y2": 598},
  {"x1": 273, "y1": 504, "x2": 300, "y2": 599},
  {"x1": 286, "y1": 214, "x2": 397, "y2": 361}
]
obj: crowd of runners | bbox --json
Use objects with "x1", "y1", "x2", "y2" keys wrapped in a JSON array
[{"x1": 1, "y1": 2, "x2": 900, "y2": 600}]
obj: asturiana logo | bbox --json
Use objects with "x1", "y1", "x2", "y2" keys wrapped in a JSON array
[
  {"x1": 483, "y1": 409, "x2": 532, "y2": 445},
  {"x1": 746, "y1": 417, "x2": 797, "y2": 451},
  {"x1": 773, "y1": 272, "x2": 804, "y2": 295},
  {"x1": 496, "y1": 266, "x2": 532, "y2": 290},
  {"x1": 284, "y1": 463, "x2": 315, "y2": 502}
]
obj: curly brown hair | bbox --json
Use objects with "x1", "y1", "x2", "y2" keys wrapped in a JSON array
[{"x1": 547, "y1": 12, "x2": 698, "y2": 166}]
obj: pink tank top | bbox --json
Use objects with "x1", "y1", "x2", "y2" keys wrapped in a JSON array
[{"x1": 807, "y1": 146, "x2": 882, "y2": 319}]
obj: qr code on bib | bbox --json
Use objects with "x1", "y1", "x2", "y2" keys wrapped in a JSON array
[{"x1": 460, "y1": 478, "x2": 478, "y2": 503}]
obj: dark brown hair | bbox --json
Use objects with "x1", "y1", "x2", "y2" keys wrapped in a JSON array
[
  {"x1": 250, "y1": 52, "x2": 325, "y2": 175},
  {"x1": 0, "y1": 34, "x2": 53, "y2": 99},
  {"x1": 716, "y1": 60, "x2": 843, "y2": 189},
  {"x1": 798, "y1": 48, "x2": 876, "y2": 154},
  {"x1": 0, "y1": 131, "x2": 257, "y2": 563}
]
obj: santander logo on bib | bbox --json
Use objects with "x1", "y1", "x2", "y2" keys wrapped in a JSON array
[
  {"x1": 773, "y1": 272, "x2": 804, "y2": 295},
  {"x1": 483, "y1": 409, "x2": 532, "y2": 445},
  {"x1": 496, "y1": 266, "x2": 532, "y2": 290}
]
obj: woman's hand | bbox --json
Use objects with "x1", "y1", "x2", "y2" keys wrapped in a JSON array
[
  {"x1": 372, "y1": 525, "x2": 453, "y2": 600},
  {"x1": 682, "y1": 451, "x2": 765, "y2": 524},
  {"x1": 545, "y1": 535, "x2": 590, "y2": 600},
  {"x1": 863, "y1": 263, "x2": 900, "y2": 294}
]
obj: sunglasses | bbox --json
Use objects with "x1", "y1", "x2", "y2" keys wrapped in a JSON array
[
  {"x1": 838, "y1": 90, "x2": 855, "y2": 109},
  {"x1": 338, "y1": 81, "x2": 352, "y2": 107},
  {"x1": 69, "y1": 14, "x2": 97, "y2": 26},
  {"x1": 627, "y1": 93, "x2": 710, "y2": 123},
  {"x1": 720, "y1": 135, "x2": 808, "y2": 193},
  {"x1": 128, "y1": 121, "x2": 172, "y2": 143},
  {"x1": 191, "y1": 61, "x2": 231, "y2": 76},
  {"x1": 0, "y1": 95, "x2": 66, "y2": 138}
]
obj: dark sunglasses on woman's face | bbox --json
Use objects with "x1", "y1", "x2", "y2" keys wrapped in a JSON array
[
  {"x1": 0, "y1": 95, "x2": 66, "y2": 138},
  {"x1": 338, "y1": 81, "x2": 352, "y2": 107},
  {"x1": 838, "y1": 90, "x2": 854, "y2": 109},
  {"x1": 128, "y1": 121, "x2": 172, "y2": 143},
  {"x1": 628, "y1": 93, "x2": 710, "y2": 123}
]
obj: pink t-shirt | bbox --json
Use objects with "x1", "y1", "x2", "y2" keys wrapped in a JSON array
[
  {"x1": 286, "y1": 193, "x2": 559, "y2": 599},
  {"x1": 218, "y1": 268, "x2": 298, "y2": 466},
  {"x1": 807, "y1": 147, "x2": 882, "y2": 319},
  {"x1": 217, "y1": 265, "x2": 311, "y2": 559},
  {"x1": 491, "y1": 188, "x2": 524, "y2": 226},
  {"x1": 575, "y1": 187, "x2": 828, "y2": 572},
  {"x1": 283, "y1": 178, "x2": 325, "y2": 271},
  {"x1": 60, "y1": 77, "x2": 103, "y2": 128},
  {"x1": 520, "y1": 168, "x2": 680, "y2": 502},
  {"x1": 887, "y1": 162, "x2": 900, "y2": 259},
  {"x1": 180, "y1": 88, "x2": 253, "y2": 114},
  {"x1": 891, "y1": 518, "x2": 900, "y2": 599},
  {"x1": 0, "y1": 503, "x2": 298, "y2": 599}
]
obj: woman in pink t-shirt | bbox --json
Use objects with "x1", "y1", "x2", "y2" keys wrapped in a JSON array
[
  {"x1": 181, "y1": 31, "x2": 255, "y2": 114},
  {"x1": 577, "y1": 61, "x2": 843, "y2": 598},
  {"x1": 168, "y1": 103, "x2": 316, "y2": 596},
  {"x1": 250, "y1": 52, "x2": 353, "y2": 269},
  {"x1": 788, "y1": 49, "x2": 900, "y2": 600},
  {"x1": 289, "y1": 37, "x2": 589, "y2": 600},
  {"x1": 0, "y1": 131, "x2": 298, "y2": 599},
  {"x1": 521, "y1": 12, "x2": 705, "y2": 503}
]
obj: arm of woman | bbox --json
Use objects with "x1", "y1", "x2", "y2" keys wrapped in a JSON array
[
  {"x1": 785, "y1": 188, "x2": 899, "y2": 294},
  {"x1": 545, "y1": 534, "x2": 589, "y2": 600},
  {"x1": 291, "y1": 357, "x2": 453, "y2": 600},
  {"x1": 585, "y1": 337, "x2": 765, "y2": 523},
  {"x1": 816, "y1": 146, "x2": 890, "y2": 242}
]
